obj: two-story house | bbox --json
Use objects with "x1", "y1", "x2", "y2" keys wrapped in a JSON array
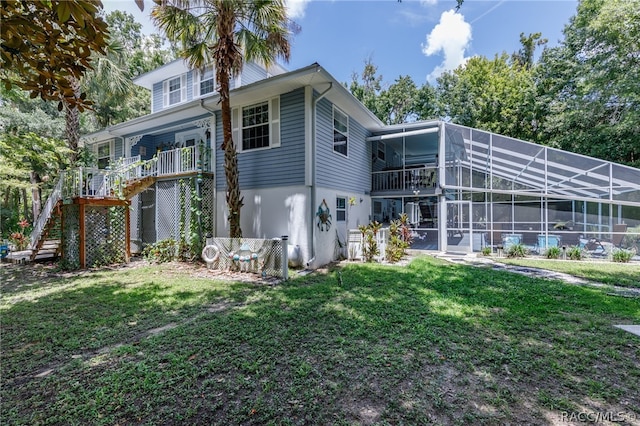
[{"x1": 30, "y1": 59, "x2": 640, "y2": 269}]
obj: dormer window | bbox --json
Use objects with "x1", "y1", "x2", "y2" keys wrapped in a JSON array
[
  {"x1": 194, "y1": 66, "x2": 215, "y2": 97},
  {"x1": 163, "y1": 74, "x2": 187, "y2": 107}
]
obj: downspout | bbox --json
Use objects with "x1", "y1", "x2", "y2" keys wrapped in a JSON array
[
  {"x1": 200, "y1": 100, "x2": 217, "y2": 237},
  {"x1": 307, "y1": 82, "x2": 333, "y2": 269}
]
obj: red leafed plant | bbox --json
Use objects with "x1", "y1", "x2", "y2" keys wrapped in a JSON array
[{"x1": 10, "y1": 219, "x2": 30, "y2": 251}]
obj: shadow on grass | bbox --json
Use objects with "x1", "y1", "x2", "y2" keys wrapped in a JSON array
[{"x1": 2, "y1": 257, "x2": 639, "y2": 425}]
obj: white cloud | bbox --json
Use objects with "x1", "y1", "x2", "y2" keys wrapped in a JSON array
[
  {"x1": 421, "y1": 0, "x2": 438, "y2": 5},
  {"x1": 285, "y1": 0, "x2": 311, "y2": 20},
  {"x1": 421, "y1": 9, "x2": 472, "y2": 83}
]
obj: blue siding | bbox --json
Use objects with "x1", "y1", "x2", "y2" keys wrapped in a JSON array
[
  {"x1": 132, "y1": 135, "x2": 155, "y2": 160},
  {"x1": 315, "y1": 98, "x2": 371, "y2": 193},
  {"x1": 215, "y1": 88, "x2": 306, "y2": 190},
  {"x1": 152, "y1": 82, "x2": 163, "y2": 112},
  {"x1": 186, "y1": 71, "x2": 193, "y2": 100},
  {"x1": 115, "y1": 138, "x2": 124, "y2": 159},
  {"x1": 241, "y1": 62, "x2": 268, "y2": 86}
]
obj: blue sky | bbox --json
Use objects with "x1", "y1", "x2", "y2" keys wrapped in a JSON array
[{"x1": 103, "y1": 0, "x2": 579, "y2": 87}]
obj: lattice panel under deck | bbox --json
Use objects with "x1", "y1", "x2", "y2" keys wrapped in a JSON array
[
  {"x1": 62, "y1": 204, "x2": 80, "y2": 269},
  {"x1": 200, "y1": 176, "x2": 214, "y2": 237},
  {"x1": 84, "y1": 206, "x2": 127, "y2": 267},
  {"x1": 156, "y1": 180, "x2": 179, "y2": 241},
  {"x1": 129, "y1": 194, "x2": 141, "y2": 253}
]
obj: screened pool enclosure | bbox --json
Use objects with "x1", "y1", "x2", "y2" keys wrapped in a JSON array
[{"x1": 369, "y1": 122, "x2": 640, "y2": 254}]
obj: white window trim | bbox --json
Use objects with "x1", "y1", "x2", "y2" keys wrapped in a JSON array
[
  {"x1": 336, "y1": 196, "x2": 347, "y2": 222},
  {"x1": 333, "y1": 105, "x2": 349, "y2": 158},
  {"x1": 193, "y1": 65, "x2": 215, "y2": 98},
  {"x1": 232, "y1": 96, "x2": 281, "y2": 153},
  {"x1": 95, "y1": 140, "x2": 115, "y2": 169},
  {"x1": 163, "y1": 74, "x2": 187, "y2": 108}
]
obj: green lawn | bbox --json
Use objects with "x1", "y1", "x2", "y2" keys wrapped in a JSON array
[
  {"x1": 2, "y1": 257, "x2": 639, "y2": 425},
  {"x1": 497, "y1": 258, "x2": 640, "y2": 289}
]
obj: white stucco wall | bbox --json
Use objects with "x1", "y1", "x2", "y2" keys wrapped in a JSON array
[
  {"x1": 313, "y1": 186, "x2": 371, "y2": 268},
  {"x1": 215, "y1": 185, "x2": 371, "y2": 269},
  {"x1": 216, "y1": 185, "x2": 312, "y2": 263}
]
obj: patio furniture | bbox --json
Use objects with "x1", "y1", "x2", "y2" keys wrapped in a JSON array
[
  {"x1": 537, "y1": 234, "x2": 561, "y2": 251},
  {"x1": 584, "y1": 223, "x2": 627, "y2": 255},
  {"x1": 611, "y1": 223, "x2": 628, "y2": 248},
  {"x1": 502, "y1": 234, "x2": 522, "y2": 250}
]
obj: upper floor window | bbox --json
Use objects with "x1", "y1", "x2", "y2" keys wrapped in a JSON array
[
  {"x1": 194, "y1": 66, "x2": 215, "y2": 97},
  {"x1": 96, "y1": 141, "x2": 112, "y2": 169},
  {"x1": 163, "y1": 74, "x2": 186, "y2": 107},
  {"x1": 232, "y1": 97, "x2": 280, "y2": 152},
  {"x1": 333, "y1": 106, "x2": 348, "y2": 157},
  {"x1": 242, "y1": 101, "x2": 269, "y2": 150}
]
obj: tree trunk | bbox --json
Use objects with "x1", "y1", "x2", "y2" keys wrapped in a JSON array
[
  {"x1": 216, "y1": 8, "x2": 243, "y2": 239},
  {"x1": 218, "y1": 65, "x2": 243, "y2": 238},
  {"x1": 30, "y1": 171, "x2": 42, "y2": 224},
  {"x1": 65, "y1": 77, "x2": 81, "y2": 165},
  {"x1": 21, "y1": 188, "x2": 29, "y2": 221}
]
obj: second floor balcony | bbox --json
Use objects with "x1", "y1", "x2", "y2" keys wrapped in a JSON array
[{"x1": 371, "y1": 165, "x2": 437, "y2": 196}]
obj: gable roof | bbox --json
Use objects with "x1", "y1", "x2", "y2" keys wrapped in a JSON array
[{"x1": 85, "y1": 63, "x2": 384, "y2": 141}]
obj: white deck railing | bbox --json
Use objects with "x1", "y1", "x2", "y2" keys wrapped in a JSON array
[
  {"x1": 29, "y1": 147, "x2": 211, "y2": 250},
  {"x1": 372, "y1": 166, "x2": 437, "y2": 192},
  {"x1": 29, "y1": 176, "x2": 64, "y2": 249}
]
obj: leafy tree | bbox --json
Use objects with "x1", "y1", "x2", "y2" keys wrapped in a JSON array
[
  {"x1": 81, "y1": 11, "x2": 175, "y2": 129},
  {"x1": 349, "y1": 60, "x2": 434, "y2": 125},
  {"x1": 436, "y1": 53, "x2": 538, "y2": 141},
  {"x1": 0, "y1": 87, "x2": 71, "y2": 228},
  {"x1": 512, "y1": 32, "x2": 547, "y2": 69},
  {"x1": 0, "y1": 0, "x2": 109, "y2": 111},
  {"x1": 349, "y1": 58, "x2": 383, "y2": 119},
  {"x1": 414, "y1": 83, "x2": 438, "y2": 121},
  {"x1": 536, "y1": 0, "x2": 640, "y2": 166},
  {"x1": 152, "y1": 0, "x2": 292, "y2": 238},
  {"x1": 379, "y1": 75, "x2": 420, "y2": 125}
]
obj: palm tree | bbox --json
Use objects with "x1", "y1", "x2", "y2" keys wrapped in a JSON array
[
  {"x1": 152, "y1": 0, "x2": 291, "y2": 238},
  {"x1": 64, "y1": 39, "x2": 131, "y2": 165}
]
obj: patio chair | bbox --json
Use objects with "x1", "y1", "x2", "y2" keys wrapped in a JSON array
[
  {"x1": 586, "y1": 224, "x2": 628, "y2": 255},
  {"x1": 584, "y1": 238, "x2": 606, "y2": 254},
  {"x1": 611, "y1": 223, "x2": 628, "y2": 248}
]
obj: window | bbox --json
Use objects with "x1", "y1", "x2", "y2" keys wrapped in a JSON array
[
  {"x1": 333, "y1": 106, "x2": 348, "y2": 156},
  {"x1": 242, "y1": 101, "x2": 269, "y2": 150},
  {"x1": 163, "y1": 74, "x2": 187, "y2": 107},
  {"x1": 194, "y1": 66, "x2": 215, "y2": 97},
  {"x1": 96, "y1": 142, "x2": 112, "y2": 169},
  {"x1": 377, "y1": 141, "x2": 386, "y2": 160},
  {"x1": 232, "y1": 97, "x2": 280, "y2": 152},
  {"x1": 336, "y1": 197, "x2": 346, "y2": 222}
]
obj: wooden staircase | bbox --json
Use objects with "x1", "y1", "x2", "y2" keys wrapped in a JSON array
[
  {"x1": 29, "y1": 148, "x2": 204, "y2": 263},
  {"x1": 121, "y1": 175, "x2": 156, "y2": 199},
  {"x1": 30, "y1": 201, "x2": 62, "y2": 261}
]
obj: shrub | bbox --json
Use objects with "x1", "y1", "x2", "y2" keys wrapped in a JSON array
[
  {"x1": 385, "y1": 217, "x2": 412, "y2": 263},
  {"x1": 481, "y1": 247, "x2": 492, "y2": 256},
  {"x1": 611, "y1": 248, "x2": 635, "y2": 263},
  {"x1": 506, "y1": 243, "x2": 528, "y2": 258},
  {"x1": 545, "y1": 246, "x2": 562, "y2": 259},
  {"x1": 566, "y1": 245, "x2": 587, "y2": 260},
  {"x1": 143, "y1": 239, "x2": 179, "y2": 263},
  {"x1": 9, "y1": 218, "x2": 30, "y2": 251}
]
